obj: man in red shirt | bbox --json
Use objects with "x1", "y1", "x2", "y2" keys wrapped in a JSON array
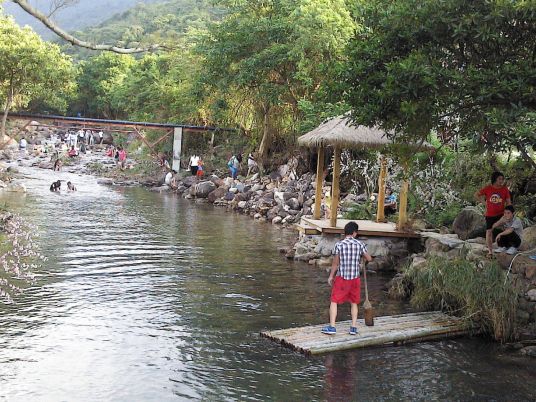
[{"x1": 475, "y1": 171, "x2": 511, "y2": 256}]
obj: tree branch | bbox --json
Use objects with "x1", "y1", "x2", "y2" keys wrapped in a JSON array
[
  {"x1": 48, "y1": 0, "x2": 79, "y2": 18},
  {"x1": 12, "y1": 0, "x2": 163, "y2": 54}
]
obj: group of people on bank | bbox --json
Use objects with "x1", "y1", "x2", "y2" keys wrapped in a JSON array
[{"x1": 476, "y1": 171, "x2": 523, "y2": 257}]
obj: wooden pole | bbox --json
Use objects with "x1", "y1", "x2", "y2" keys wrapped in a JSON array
[
  {"x1": 330, "y1": 147, "x2": 341, "y2": 228},
  {"x1": 376, "y1": 156, "x2": 387, "y2": 223},
  {"x1": 398, "y1": 163, "x2": 409, "y2": 230},
  {"x1": 313, "y1": 147, "x2": 324, "y2": 219}
]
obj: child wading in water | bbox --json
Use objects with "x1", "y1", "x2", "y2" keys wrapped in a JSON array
[{"x1": 322, "y1": 222, "x2": 373, "y2": 336}]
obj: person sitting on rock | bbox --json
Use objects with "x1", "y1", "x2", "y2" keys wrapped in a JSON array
[
  {"x1": 67, "y1": 181, "x2": 77, "y2": 192},
  {"x1": 164, "y1": 170, "x2": 174, "y2": 186},
  {"x1": 50, "y1": 180, "x2": 61, "y2": 192},
  {"x1": 53, "y1": 158, "x2": 62, "y2": 171},
  {"x1": 493, "y1": 205, "x2": 523, "y2": 255}
]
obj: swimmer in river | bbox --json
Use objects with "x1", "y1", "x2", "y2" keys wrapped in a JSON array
[
  {"x1": 67, "y1": 181, "x2": 77, "y2": 192},
  {"x1": 50, "y1": 180, "x2": 61, "y2": 192}
]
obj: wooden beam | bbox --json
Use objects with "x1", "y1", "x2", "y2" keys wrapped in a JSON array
[
  {"x1": 313, "y1": 147, "x2": 325, "y2": 220},
  {"x1": 330, "y1": 147, "x2": 341, "y2": 228},
  {"x1": 376, "y1": 156, "x2": 387, "y2": 223},
  {"x1": 398, "y1": 164, "x2": 409, "y2": 230}
]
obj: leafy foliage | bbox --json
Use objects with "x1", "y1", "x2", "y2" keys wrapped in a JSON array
[
  {"x1": 0, "y1": 11, "x2": 76, "y2": 135},
  {"x1": 345, "y1": 0, "x2": 536, "y2": 165}
]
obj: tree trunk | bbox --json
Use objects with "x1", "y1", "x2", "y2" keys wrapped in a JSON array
[
  {"x1": 516, "y1": 142, "x2": 536, "y2": 171},
  {"x1": 1, "y1": 88, "x2": 14, "y2": 139},
  {"x1": 257, "y1": 103, "x2": 272, "y2": 173}
]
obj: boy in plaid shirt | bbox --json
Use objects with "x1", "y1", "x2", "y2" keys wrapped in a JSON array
[{"x1": 322, "y1": 222, "x2": 372, "y2": 335}]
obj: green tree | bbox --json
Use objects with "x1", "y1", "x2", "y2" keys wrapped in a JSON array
[
  {"x1": 74, "y1": 52, "x2": 135, "y2": 119},
  {"x1": 0, "y1": 13, "x2": 76, "y2": 137},
  {"x1": 345, "y1": 0, "x2": 536, "y2": 167},
  {"x1": 198, "y1": 0, "x2": 356, "y2": 166}
]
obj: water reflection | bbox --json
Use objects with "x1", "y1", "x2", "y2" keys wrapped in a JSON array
[{"x1": 0, "y1": 166, "x2": 535, "y2": 401}]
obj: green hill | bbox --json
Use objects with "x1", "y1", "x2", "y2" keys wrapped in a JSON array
[
  {"x1": 2, "y1": 0, "x2": 161, "y2": 39},
  {"x1": 61, "y1": 0, "x2": 224, "y2": 59}
]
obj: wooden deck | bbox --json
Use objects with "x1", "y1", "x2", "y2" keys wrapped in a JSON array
[
  {"x1": 260, "y1": 312, "x2": 475, "y2": 355},
  {"x1": 299, "y1": 217, "x2": 420, "y2": 238}
]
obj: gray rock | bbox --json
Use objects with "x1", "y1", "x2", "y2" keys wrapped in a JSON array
[
  {"x1": 519, "y1": 346, "x2": 536, "y2": 357},
  {"x1": 286, "y1": 197, "x2": 300, "y2": 210},
  {"x1": 208, "y1": 187, "x2": 227, "y2": 203},
  {"x1": 527, "y1": 289, "x2": 536, "y2": 302},
  {"x1": 520, "y1": 226, "x2": 536, "y2": 251},
  {"x1": 195, "y1": 181, "x2": 216, "y2": 198},
  {"x1": 272, "y1": 216, "x2": 283, "y2": 225},
  {"x1": 452, "y1": 206, "x2": 486, "y2": 240},
  {"x1": 224, "y1": 192, "x2": 235, "y2": 201},
  {"x1": 4, "y1": 182, "x2": 26, "y2": 193}
]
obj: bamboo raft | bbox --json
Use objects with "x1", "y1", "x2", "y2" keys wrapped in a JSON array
[{"x1": 260, "y1": 311, "x2": 476, "y2": 355}]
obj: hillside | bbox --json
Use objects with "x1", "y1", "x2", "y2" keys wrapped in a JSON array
[
  {"x1": 2, "y1": 0, "x2": 161, "y2": 39},
  {"x1": 61, "y1": 0, "x2": 225, "y2": 59}
]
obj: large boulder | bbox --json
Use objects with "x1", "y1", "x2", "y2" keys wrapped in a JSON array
[
  {"x1": 207, "y1": 187, "x2": 227, "y2": 203},
  {"x1": 452, "y1": 206, "x2": 486, "y2": 240},
  {"x1": 182, "y1": 176, "x2": 199, "y2": 188},
  {"x1": 195, "y1": 181, "x2": 216, "y2": 198},
  {"x1": 520, "y1": 225, "x2": 536, "y2": 251}
]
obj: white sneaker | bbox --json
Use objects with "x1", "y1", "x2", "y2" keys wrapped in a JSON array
[
  {"x1": 493, "y1": 247, "x2": 506, "y2": 253},
  {"x1": 506, "y1": 247, "x2": 518, "y2": 255}
]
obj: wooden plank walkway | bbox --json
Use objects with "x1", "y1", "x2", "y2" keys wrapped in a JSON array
[
  {"x1": 260, "y1": 312, "x2": 475, "y2": 355},
  {"x1": 300, "y1": 217, "x2": 420, "y2": 238}
]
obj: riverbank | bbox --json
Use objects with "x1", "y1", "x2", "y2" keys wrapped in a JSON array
[{"x1": 2, "y1": 132, "x2": 536, "y2": 353}]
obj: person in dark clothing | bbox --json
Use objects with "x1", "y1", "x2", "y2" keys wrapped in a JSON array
[{"x1": 50, "y1": 180, "x2": 61, "y2": 192}]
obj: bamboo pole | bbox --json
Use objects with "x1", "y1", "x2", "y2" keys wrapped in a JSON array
[
  {"x1": 376, "y1": 156, "x2": 387, "y2": 223},
  {"x1": 330, "y1": 147, "x2": 341, "y2": 228},
  {"x1": 398, "y1": 163, "x2": 409, "y2": 229},
  {"x1": 313, "y1": 147, "x2": 325, "y2": 219}
]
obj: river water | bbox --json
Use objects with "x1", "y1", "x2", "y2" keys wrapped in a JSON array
[{"x1": 0, "y1": 167, "x2": 535, "y2": 401}]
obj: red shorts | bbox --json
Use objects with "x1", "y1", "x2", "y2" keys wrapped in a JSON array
[{"x1": 330, "y1": 276, "x2": 361, "y2": 304}]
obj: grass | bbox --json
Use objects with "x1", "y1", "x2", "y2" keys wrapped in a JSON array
[{"x1": 400, "y1": 256, "x2": 518, "y2": 342}]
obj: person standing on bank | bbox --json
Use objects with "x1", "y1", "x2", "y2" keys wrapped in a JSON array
[
  {"x1": 493, "y1": 205, "x2": 523, "y2": 255},
  {"x1": 475, "y1": 171, "x2": 511, "y2": 257},
  {"x1": 189, "y1": 154, "x2": 200, "y2": 176},
  {"x1": 322, "y1": 222, "x2": 373, "y2": 336}
]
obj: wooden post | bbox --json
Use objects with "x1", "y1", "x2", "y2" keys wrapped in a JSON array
[
  {"x1": 398, "y1": 163, "x2": 409, "y2": 230},
  {"x1": 330, "y1": 147, "x2": 341, "y2": 228},
  {"x1": 376, "y1": 156, "x2": 387, "y2": 222},
  {"x1": 313, "y1": 147, "x2": 325, "y2": 219}
]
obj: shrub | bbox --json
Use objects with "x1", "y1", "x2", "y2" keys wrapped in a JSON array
[{"x1": 403, "y1": 256, "x2": 518, "y2": 341}]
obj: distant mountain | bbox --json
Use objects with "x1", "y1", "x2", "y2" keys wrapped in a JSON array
[
  {"x1": 2, "y1": 0, "x2": 162, "y2": 39},
  {"x1": 61, "y1": 0, "x2": 224, "y2": 59}
]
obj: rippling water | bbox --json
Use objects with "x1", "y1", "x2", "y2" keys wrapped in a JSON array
[{"x1": 1, "y1": 167, "x2": 535, "y2": 401}]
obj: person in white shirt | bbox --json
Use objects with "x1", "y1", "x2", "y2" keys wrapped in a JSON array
[
  {"x1": 98, "y1": 131, "x2": 104, "y2": 144},
  {"x1": 189, "y1": 155, "x2": 200, "y2": 176},
  {"x1": 19, "y1": 137, "x2": 27, "y2": 150},
  {"x1": 493, "y1": 205, "x2": 524, "y2": 255},
  {"x1": 164, "y1": 170, "x2": 173, "y2": 186}
]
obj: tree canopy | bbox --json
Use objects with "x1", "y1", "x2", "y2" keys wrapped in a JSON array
[
  {"x1": 0, "y1": 11, "x2": 76, "y2": 136},
  {"x1": 345, "y1": 0, "x2": 536, "y2": 166}
]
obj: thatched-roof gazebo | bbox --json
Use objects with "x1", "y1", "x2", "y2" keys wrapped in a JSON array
[{"x1": 298, "y1": 115, "x2": 422, "y2": 230}]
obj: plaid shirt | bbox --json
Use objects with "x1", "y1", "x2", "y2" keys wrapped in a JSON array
[{"x1": 333, "y1": 237, "x2": 368, "y2": 280}]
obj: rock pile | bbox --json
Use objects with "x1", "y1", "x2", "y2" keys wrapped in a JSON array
[{"x1": 170, "y1": 161, "x2": 315, "y2": 228}]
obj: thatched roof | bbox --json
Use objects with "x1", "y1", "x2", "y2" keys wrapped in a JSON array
[
  {"x1": 298, "y1": 115, "x2": 434, "y2": 152},
  {"x1": 298, "y1": 115, "x2": 392, "y2": 149}
]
